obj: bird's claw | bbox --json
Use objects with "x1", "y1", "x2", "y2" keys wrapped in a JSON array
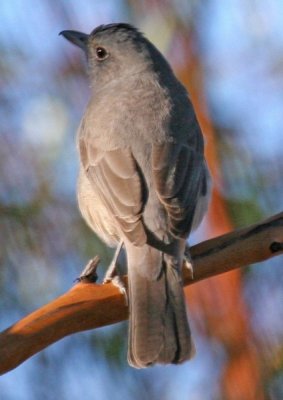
[
  {"x1": 103, "y1": 274, "x2": 128, "y2": 306},
  {"x1": 183, "y1": 253, "x2": 194, "y2": 280}
]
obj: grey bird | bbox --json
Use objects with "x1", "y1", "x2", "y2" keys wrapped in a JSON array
[{"x1": 60, "y1": 23, "x2": 211, "y2": 368}]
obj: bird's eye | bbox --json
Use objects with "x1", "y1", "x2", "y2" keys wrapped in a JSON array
[{"x1": 95, "y1": 47, "x2": 108, "y2": 60}]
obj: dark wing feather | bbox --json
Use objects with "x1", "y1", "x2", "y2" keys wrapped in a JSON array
[
  {"x1": 80, "y1": 139, "x2": 147, "y2": 246},
  {"x1": 152, "y1": 142, "x2": 206, "y2": 238}
]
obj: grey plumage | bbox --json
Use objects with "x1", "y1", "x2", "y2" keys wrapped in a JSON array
[{"x1": 60, "y1": 23, "x2": 211, "y2": 368}]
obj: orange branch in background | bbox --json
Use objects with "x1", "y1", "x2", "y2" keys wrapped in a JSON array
[
  {"x1": 176, "y1": 25, "x2": 267, "y2": 399},
  {"x1": 0, "y1": 212, "x2": 282, "y2": 376}
]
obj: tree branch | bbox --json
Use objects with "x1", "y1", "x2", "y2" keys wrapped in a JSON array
[{"x1": 1, "y1": 212, "x2": 283, "y2": 375}]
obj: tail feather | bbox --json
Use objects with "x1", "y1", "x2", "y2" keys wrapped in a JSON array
[{"x1": 126, "y1": 243, "x2": 195, "y2": 368}]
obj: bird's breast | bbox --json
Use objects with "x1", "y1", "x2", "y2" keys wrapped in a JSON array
[{"x1": 77, "y1": 168, "x2": 120, "y2": 247}]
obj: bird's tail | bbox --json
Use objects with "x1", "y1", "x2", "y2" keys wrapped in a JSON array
[{"x1": 126, "y1": 243, "x2": 195, "y2": 368}]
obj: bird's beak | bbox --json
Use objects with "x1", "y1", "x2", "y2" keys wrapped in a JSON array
[{"x1": 59, "y1": 30, "x2": 89, "y2": 50}]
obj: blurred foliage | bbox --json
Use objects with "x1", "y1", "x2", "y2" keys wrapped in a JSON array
[{"x1": 0, "y1": 1, "x2": 283, "y2": 399}]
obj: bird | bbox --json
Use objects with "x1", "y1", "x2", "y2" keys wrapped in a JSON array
[{"x1": 60, "y1": 23, "x2": 211, "y2": 368}]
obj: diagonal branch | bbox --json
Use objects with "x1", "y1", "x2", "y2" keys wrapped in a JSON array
[{"x1": 0, "y1": 212, "x2": 283, "y2": 375}]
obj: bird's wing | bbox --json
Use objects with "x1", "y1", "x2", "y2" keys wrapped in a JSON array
[
  {"x1": 152, "y1": 141, "x2": 208, "y2": 238},
  {"x1": 79, "y1": 138, "x2": 147, "y2": 246}
]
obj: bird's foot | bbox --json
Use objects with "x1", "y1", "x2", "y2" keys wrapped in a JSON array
[
  {"x1": 104, "y1": 273, "x2": 128, "y2": 306},
  {"x1": 103, "y1": 265, "x2": 128, "y2": 306},
  {"x1": 183, "y1": 251, "x2": 194, "y2": 280},
  {"x1": 103, "y1": 241, "x2": 128, "y2": 305}
]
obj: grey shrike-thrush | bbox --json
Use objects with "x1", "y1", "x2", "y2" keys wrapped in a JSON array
[{"x1": 60, "y1": 23, "x2": 211, "y2": 368}]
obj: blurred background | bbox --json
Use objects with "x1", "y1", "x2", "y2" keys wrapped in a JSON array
[{"x1": 0, "y1": 1, "x2": 283, "y2": 399}]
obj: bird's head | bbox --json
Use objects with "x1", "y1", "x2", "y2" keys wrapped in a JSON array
[{"x1": 60, "y1": 23, "x2": 158, "y2": 88}]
